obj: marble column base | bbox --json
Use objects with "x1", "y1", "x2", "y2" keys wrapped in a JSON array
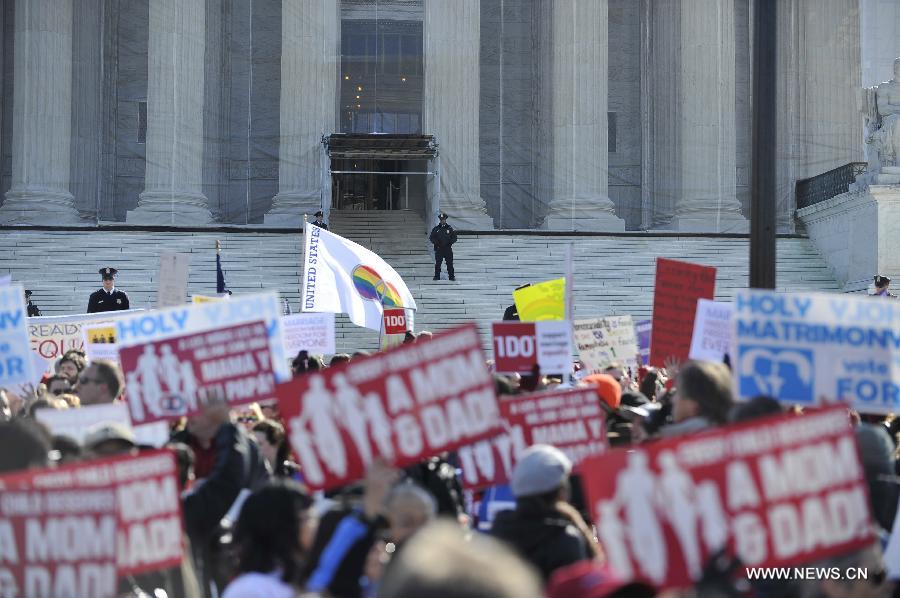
[
  {"x1": 543, "y1": 214, "x2": 626, "y2": 232},
  {"x1": 672, "y1": 211, "x2": 748, "y2": 233},
  {"x1": 542, "y1": 198, "x2": 625, "y2": 231},
  {"x1": 439, "y1": 195, "x2": 495, "y2": 230},
  {"x1": 127, "y1": 190, "x2": 212, "y2": 225},
  {"x1": 0, "y1": 188, "x2": 85, "y2": 225},
  {"x1": 263, "y1": 191, "x2": 322, "y2": 227}
]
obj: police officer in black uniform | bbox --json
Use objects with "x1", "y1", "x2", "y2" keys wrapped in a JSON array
[
  {"x1": 87, "y1": 267, "x2": 130, "y2": 313},
  {"x1": 311, "y1": 210, "x2": 328, "y2": 230},
  {"x1": 24, "y1": 290, "x2": 41, "y2": 317},
  {"x1": 430, "y1": 212, "x2": 457, "y2": 281}
]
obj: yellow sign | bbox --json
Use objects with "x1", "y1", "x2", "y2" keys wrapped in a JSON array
[
  {"x1": 192, "y1": 294, "x2": 227, "y2": 304},
  {"x1": 512, "y1": 278, "x2": 566, "y2": 321},
  {"x1": 86, "y1": 326, "x2": 117, "y2": 345}
]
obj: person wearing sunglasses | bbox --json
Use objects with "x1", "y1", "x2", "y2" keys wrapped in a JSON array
[
  {"x1": 46, "y1": 374, "x2": 72, "y2": 398},
  {"x1": 74, "y1": 360, "x2": 123, "y2": 406}
]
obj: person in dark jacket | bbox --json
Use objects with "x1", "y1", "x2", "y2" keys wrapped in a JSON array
[
  {"x1": 490, "y1": 444, "x2": 595, "y2": 581},
  {"x1": 87, "y1": 266, "x2": 130, "y2": 313},
  {"x1": 429, "y1": 212, "x2": 457, "y2": 281},
  {"x1": 176, "y1": 398, "x2": 270, "y2": 597},
  {"x1": 24, "y1": 290, "x2": 41, "y2": 316},
  {"x1": 312, "y1": 210, "x2": 329, "y2": 231}
]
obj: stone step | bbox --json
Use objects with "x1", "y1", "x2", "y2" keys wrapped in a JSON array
[{"x1": 1, "y1": 211, "x2": 840, "y2": 356}]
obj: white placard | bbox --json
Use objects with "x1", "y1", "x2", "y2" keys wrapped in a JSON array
[
  {"x1": 157, "y1": 251, "x2": 191, "y2": 308},
  {"x1": 282, "y1": 312, "x2": 336, "y2": 356},
  {"x1": 573, "y1": 315, "x2": 639, "y2": 374},
  {"x1": 36, "y1": 402, "x2": 170, "y2": 446},
  {"x1": 688, "y1": 299, "x2": 733, "y2": 362}
]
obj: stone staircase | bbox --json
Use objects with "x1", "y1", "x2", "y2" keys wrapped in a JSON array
[
  {"x1": 0, "y1": 210, "x2": 841, "y2": 356},
  {"x1": 874, "y1": 166, "x2": 900, "y2": 185}
]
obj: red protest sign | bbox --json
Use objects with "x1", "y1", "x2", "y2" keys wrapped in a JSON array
[
  {"x1": 383, "y1": 309, "x2": 407, "y2": 335},
  {"x1": 580, "y1": 407, "x2": 872, "y2": 589},
  {"x1": 492, "y1": 322, "x2": 538, "y2": 373},
  {"x1": 119, "y1": 320, "x2": 275, "y2": 424},
  {"x1": 649, "y1": 257, "x2": 716, "y2": 366},
  {"x1": 113, "y1": 451, "x2": 184, "y2": 576},
  {"x1": 277, "y1": 322, "x2": 501, "y2": 491},
  {"x1": 0, "y1": 450, "x2": 182, "y2": 597},
  {"x1": 458, "y1": 387, "x2": 607, "y2": 490}
]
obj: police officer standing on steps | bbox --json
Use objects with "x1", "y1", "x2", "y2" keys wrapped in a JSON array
[
  {"x1": 430, "y1": 212, "x2": 457, "y2": 281},
  {"x1": 87, "y1": 267, "x2": 130, "y2": 313},
  {"x1": 311, "y1": 210, "x2": 328, "y2": 230},
  {"x1": 24, "y1": 290, "x2": 41, "y2": 316}
]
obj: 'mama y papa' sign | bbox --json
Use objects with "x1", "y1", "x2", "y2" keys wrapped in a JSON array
[{"x1": 733, "y1": 289, "x2": 900, "y2": 413}]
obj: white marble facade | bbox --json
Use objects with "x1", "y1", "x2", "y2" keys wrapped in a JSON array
[{"x1": 0, "y1": 0, "x2": 883, "y2": 231}]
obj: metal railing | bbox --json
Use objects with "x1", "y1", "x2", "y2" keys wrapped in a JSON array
[{"x1": 795, "y1": 162, "x2": 867, "y2": 209}]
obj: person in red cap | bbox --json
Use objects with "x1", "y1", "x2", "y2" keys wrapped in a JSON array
[
  {"x1": 547, "y1": 561, "x2": 657, "y2": 598},
  {"x1": 583, "y1": 373, "x2": 622, "y2": 410}
]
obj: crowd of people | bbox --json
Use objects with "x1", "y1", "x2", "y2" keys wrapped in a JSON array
[{"x1": 1, "y1": 322, "x2": 898, "y2": 598}]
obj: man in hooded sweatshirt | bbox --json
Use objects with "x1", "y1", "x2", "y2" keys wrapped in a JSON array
[{"x1": 490, "y1": 445, "x2": 595, "y2": 581}]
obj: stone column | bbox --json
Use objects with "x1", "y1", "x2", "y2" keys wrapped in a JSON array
[
  {"x1": 645, "y1": 0, "x2": 681, "y2": 230},
  {"x1": 0, "y1": 0, "x2": 82, "y2": 225},
  {"x1": 128, "y1": 0, "x2": 211, "y2": 225},
  {"x1": 798, "y1": 0, "x2": 862, "y2": 178},
  {"x1": 674, "y1": 0, "x2": 747, "y2": 232},
  {"x1": 543, "y1": 0, "x2": 624, "y2": 231},
  {"x1": 265, "y1": 0, "x2": 339, "y2": 227},
  {"x1": 775, "y1": 0, "x2": 801, "y2": 233},
  {"x1": 424, "y1": 0, "x2": 494, "y2": 230}
]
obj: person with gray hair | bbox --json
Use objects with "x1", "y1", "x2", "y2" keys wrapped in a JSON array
[
  {"x1": 379, "y1": 520, "x2": 543, "y2": 598},
  {"x1": 385, "y1": 481, "x2": 437, "y2": 547}
]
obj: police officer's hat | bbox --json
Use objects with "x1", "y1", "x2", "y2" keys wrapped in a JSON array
[
  {"x1": 314, "y1": 210, "x2": 324, "y2": 217},
  {"x1": 875, "y1": 275, "x2": 891, "y2": 287},
  {"x1": 24, "y1": 289, "x2": 32, "y2": 297},
  {"x1": 438, "y1": 212, "x2": 448, "y2": 220},
  {"x1": 99, "y1": 267, "x2": 118, "y2": 280}
]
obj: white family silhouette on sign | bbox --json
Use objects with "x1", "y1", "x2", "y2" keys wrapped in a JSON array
[
  {"x1": 598, "y1": 450, "x2": 728, "y2": 584},
  {"x1": 289, "y1": 373, "x2": 395, "y2": 485},
  {"x1": 127, "y1": 344, "x2": 199, "y2": 421}
]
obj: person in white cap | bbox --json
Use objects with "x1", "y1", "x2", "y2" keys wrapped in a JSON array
[
  {"x1": 84, "y1": 421, "x2": 137, "y2": 458},
  {"x1": 490, "y1": 445, "x2": 597, "y2": 581}
]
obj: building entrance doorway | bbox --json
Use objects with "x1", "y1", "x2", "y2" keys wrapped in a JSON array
[{"x1": 325, "y1": 134, "x2": 436, "y2": 217}]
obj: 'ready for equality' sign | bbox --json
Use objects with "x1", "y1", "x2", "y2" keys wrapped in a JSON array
[
  {"x1": 573, "y1": 315, "x2": 640, "y2": 375},
  {"x1": 491, "y1": 321, "x2": 573, "y2": 375},
  {"x1": 649, "y1": 258, "x2": 717, "y2": 366},
  {"x1": 0, "y1": 450, "x2": 183, "y2": 598},
  {"x1": 119, "y1": 320, "x2": 276, "y2": 425},
  {"x1": 27, "y1": 311, "x2": 139, "y2": 361},
  {"x1": 580, "y1": 406, "x2": 872, "y2": 589},
  {"x1": 277, "y1": 322, "x2": 502, "y2": 491},
  {"x1": 457, "y1": 387, "x2": 607, "y2": 490},
  {"x1": 732, "y1": 289, "x2": 900, "y2": 413}
]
